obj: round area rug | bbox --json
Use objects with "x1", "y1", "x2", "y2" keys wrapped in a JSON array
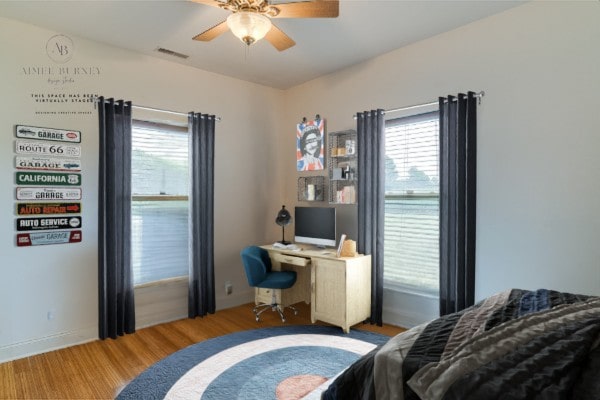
[{"x1": 117, "y1": 325, "x2": 389, "y2": 400}]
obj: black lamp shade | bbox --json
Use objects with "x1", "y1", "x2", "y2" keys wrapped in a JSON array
[
  {"x1": 276, "y1": 205, "x2": 292, "y2": 226},
  {"x1": 276, "y1": 205, "x2": 292, "y2": 244}
]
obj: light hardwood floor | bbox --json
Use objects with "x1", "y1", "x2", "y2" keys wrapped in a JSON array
[{"x1": 0, "y1": 302, "x2": 405, "y2": 399}]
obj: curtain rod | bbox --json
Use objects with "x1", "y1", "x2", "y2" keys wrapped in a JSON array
[
  {"x1": 94, "y1": 97, "x2": 222, "y2": 122},
  {"x1": 354, "y1": 91, "x2": 485, "y2": 119}
]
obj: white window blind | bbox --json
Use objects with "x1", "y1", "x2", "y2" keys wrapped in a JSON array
[
  {"x1": 131, "y1": 121, "x2": 189, "y2": 285},
  {"x1": 384, "y1": 111, "x2": 439, "y2": 294}
]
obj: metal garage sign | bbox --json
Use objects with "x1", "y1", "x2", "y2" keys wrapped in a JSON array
[
  {"x1": 16, "y1": 125, "x2": 81, "y2": 143},
  {"x1": 16, "y1": 216, "x2": 82, "y2": 231},
  {"x1": 16, "y1": 187, "x2": 82, "y2": 200},
  {"x1": 16, "y1": 171, "x2": 81, "y2": 186},
  {"x1": 15, "y1": 140, "x2": 81, "y2": 157},
  {"x1": 17, "y1": 202, "x2": 81, "y2": 215},
  {"x1": 17, "y1": 230, "x2": 82, "y2": 247},
  {"x1": 15, "y1": 156, "x2": 81, "y2": 172}
]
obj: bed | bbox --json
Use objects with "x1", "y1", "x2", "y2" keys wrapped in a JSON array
[{"x1": 321, "y1": 288, "x2": 600, "y2": 400}]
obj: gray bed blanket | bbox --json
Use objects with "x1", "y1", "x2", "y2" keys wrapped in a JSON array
[{"x1": 321, "y1": 288, "x2": 599, "y2": 400}]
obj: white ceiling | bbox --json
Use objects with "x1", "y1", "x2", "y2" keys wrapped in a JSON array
[{"x1": 0, "y1": 0, "x2": 525, "y2": 89}]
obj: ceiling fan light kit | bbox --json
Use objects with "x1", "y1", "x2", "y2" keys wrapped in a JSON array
[
  {"x1": 192, "y1": 0, "x2": 339, "y2": 51},
  {"x1": 227, "y1": 11, "x2": 272, "y2": 46}
]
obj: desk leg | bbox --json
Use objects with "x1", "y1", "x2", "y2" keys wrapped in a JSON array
[{"x1": 310, "y1": 280, "x2": 316, "y2": 323}]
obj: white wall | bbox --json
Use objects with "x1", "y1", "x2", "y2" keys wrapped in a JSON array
[
  {"x1": 0, "y1": 17, "x2": 284, "y2": 362},
  {"x1": 282, "y1": 1, "x2": 600, "y2": 326}
]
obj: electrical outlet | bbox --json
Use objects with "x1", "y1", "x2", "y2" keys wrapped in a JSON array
[{"x1": 225, "y1": 281, "x2": 233, "y2": 295}]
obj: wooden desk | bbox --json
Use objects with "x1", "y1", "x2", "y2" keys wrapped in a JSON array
[{"x1": 259, "y1": 244, "x2": 371, "y2": 333}]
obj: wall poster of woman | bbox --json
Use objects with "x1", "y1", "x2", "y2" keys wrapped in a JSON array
[{"x1": 297, "y1": 117, "x2": 325, "y2": 171}]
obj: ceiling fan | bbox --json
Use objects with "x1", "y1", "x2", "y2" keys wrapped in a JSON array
[{"x1": 190, "y1": 0, "x2": 339, "y2": 51}]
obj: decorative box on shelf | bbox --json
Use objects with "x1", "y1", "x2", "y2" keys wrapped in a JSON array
[
  {"x1": 297, "y1": 176, "x2": 325, "y2": 202},
  {"x1": 329, "y1": 181, "x2": 356, "y2": 204}
]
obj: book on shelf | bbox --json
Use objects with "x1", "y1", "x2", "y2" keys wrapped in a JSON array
[{"x1": 336, "y1": 185, "x2": 356, "y2": 204}]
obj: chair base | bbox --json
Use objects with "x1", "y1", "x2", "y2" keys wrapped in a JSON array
[{"x1": 253, "y1": 302, "x2": 298, "y2": 323}]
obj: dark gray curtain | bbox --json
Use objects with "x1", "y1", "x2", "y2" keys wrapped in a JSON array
[
  {"x1": 98, "y1": 97, "x2": 135, "y2": 339},
  {"x1": 356, "y1": 109, "x2": 385, "y2": 326},
  {"x1": 188, "y1": 112, "x2": 216, "y2": 318},
  {"x1": 439, "y1": 92, "x2": 477, "y2": 316}
]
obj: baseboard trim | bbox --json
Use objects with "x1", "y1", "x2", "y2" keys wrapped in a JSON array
[
  {"x1": 382, "y1": 306, "x2": 433, "y2": 329},
  {"x1": 382, "y1": 288, "x2": 439, "y2": 329},
  {"x1": 0, "y1": 289, "x2": 258, "y2": 363},
  {"x1": 216, "y1": 289, "x2": 254, "y2": 311},
  {"x1": 0, "y1": 325, "x2": 97, "y2": 364},
  {"x1": 135, "y1": 312, "x2": 189, "y2": 330}
]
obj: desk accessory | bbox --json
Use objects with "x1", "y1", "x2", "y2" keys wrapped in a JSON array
[
  {"x1": 337, "y1": 234, "x2": 356, "y2": 257},
  {"x1": 275, "y1": 205, "x2": 292, "y2": 245},
  {"x1": 340, "y1": 240, "x2": 357, "y2": 257},
  {"x1": 336, "y1": 234, "x2": 346, "y2": 257},
  {"x1": 272, "y1": 242, "x2": 299, "y2": 251}
]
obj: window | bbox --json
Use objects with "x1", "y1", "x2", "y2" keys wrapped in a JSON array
[
  {"x1": 131, "y1": 121, "x2": 189, "y2": 285},
  {"x1": 384, "y1": 111, "x2": 439, "y2": 295}
]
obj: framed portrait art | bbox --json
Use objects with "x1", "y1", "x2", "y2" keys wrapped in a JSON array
[{"x1": 297, "y1": 117, "x2": 325, "y2": 171}]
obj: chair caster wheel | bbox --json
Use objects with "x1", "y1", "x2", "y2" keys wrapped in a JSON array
[
  {"x1": 281, "y1": 319, "x2": 286, "y2": 323},
  {"x1": 294, "y1": 310, "x2": 298, "y2": 315},
  {"x1": 255, "y1": 317, "x2": 260, "y2": 322}
]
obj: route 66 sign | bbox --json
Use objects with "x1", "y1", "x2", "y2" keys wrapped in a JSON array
[{"x1": 15, "y1": 140, "x2": 81, "y2": 157}]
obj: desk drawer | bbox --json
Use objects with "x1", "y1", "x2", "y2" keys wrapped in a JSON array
[{"x1": 272, "y1": 253, "x2": 310, "y2": 267}]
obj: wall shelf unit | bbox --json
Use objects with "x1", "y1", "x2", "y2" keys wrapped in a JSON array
[{"x1": 327, "y1": 129, "x2": 357, "y2": 204}]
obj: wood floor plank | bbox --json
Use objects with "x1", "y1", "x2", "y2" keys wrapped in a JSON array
[
  {"x1": 0, "y1": 303, "x2": 405, "y2": 399},
  {"x1": 0, "y1": 362, "x2": 16, "y2": 397}
]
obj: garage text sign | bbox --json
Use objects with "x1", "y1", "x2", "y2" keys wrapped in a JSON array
[
  {"x1": 17, "y1": 230, "x2": 82, "y2": 247},
  {"x1": 16, "y1": 125, "x2": 81, "y2": 143},
  {"x1": 16, "y1": 187, "x2": 82, "y2": 200},
  {"x1": 15, "y1": 156, "x2": 81, "y2": 172}
]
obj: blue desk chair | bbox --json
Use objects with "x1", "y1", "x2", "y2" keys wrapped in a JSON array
[{"x1": 241, "y1": 246, "x2": 298, "y2": 322}]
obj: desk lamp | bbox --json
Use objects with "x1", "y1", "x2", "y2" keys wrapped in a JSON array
[{"x1": 275, "y1": 205, "x2": 292, "y2": 245}]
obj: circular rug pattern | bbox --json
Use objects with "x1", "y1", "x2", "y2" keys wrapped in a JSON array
[{"x1": 117, "y1": 325, "x2": 389, "y2": 400}]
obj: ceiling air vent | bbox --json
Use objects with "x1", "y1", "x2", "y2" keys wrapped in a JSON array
[{"x1": 155, "y1": 47, "x2": 189, "y2": 59}]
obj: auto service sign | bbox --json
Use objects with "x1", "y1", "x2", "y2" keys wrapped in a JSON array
[{"x1": 16, "y1": 216, "x2": 82, "y2": 231}]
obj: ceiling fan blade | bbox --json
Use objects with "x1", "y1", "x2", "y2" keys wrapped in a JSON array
[
  {"x1": 188, "y1": 0, "x2": 224, "y2": 9},
  {"x1": 264, "y1": 24, "x2": 296, "y2": 51},
  {"x1": 272, "y1": 0, "x2": 339, "y2": 18},
  {"x1": 193, "y1": 20, "x2": 229, "y2": 41}
]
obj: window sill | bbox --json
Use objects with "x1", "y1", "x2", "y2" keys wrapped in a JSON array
[
  {"x1": 383, "y1": 281, "x2": 439, "y2": 299},
  {"x1": 132, "y1": 195, "x2": 188, "y2": 201},
  {"x1": 134, "y1": 275, "x2": 188, "y2": 289}
]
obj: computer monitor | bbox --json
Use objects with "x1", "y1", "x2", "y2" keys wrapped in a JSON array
[{"x1": 294, "y1": 206, "x2": 336, "y2": 247}]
